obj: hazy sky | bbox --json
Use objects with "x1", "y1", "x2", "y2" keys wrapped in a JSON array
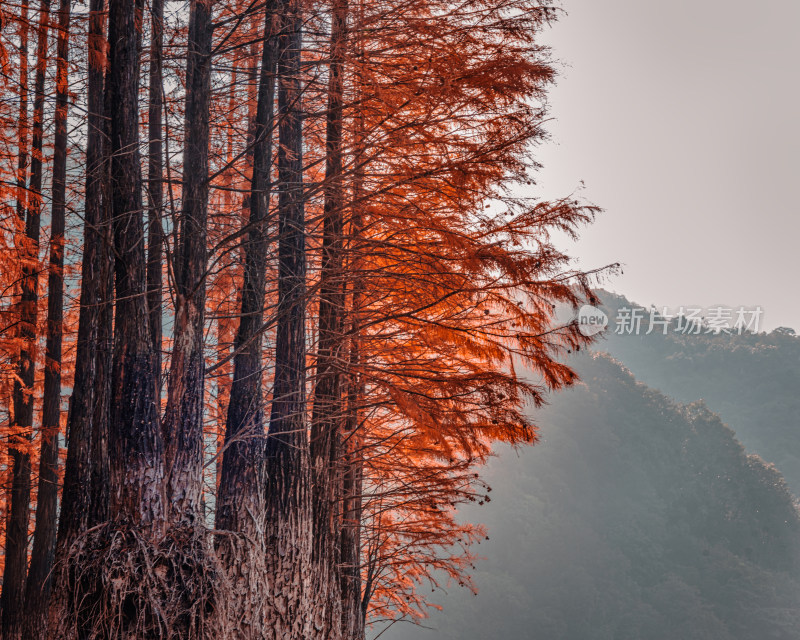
[{"x1": 533, "y1": 0, "x2": 800, "y2": 331}]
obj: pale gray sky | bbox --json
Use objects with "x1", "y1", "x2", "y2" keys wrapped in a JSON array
[{"x1": 534, "y1": 0, "x2": 800, "y2": 331}]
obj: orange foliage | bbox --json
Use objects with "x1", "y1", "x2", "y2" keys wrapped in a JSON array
[{"x1": 0, "y1": 0, "x2": 608, "y2": 630}]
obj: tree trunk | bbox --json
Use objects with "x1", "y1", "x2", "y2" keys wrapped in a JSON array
[
  {"x1": 106, "y1": 0, "x2": 163, "y2": 530},
  {"x1": 310, "y1": 0, "x2": 349, "y2": 635},
  {"x1": 22, "y1": 2, "x2": 70, "y2": 636},
  {"x1": 147, "y1": 0, "x2": 164, "y2": 395},
  {"x1": 341, "y1": 26, "x2": 366, "y2": 635},
  {"x1": 2, "y1": 3, "x2": 50, "y2": 636},
  {"x1": 339, "y1": 419, "x2": 364, "y2": 640},
  {"x1": 47, "y1": 0, "x2": 109, "y2": 633},
  {"x1": 13, "y1": 0, "x2": 30, "y2": 225},
  {"x1": 263, "y1": 1, "x2": 312, "y2": 636},
  {"x1": 340, "y1": 155, "x2": 366, "y2": 640},
  {"x1": 162, "y1": 0, "x2": 213, "y2": 525},
  {"x1": 216, "y1": 0, "x2": 277, "y2": 539},
  {"x1": 89, "y1": 0, "x2": 115, "y2": 530},
  {"x1": 214, "y1": 10, "x2": 278, "y2": 637}
]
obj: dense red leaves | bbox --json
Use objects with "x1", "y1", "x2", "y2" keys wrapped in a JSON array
[{"x1": 0, "y1": 0, "x2": 604, "y2": 630}]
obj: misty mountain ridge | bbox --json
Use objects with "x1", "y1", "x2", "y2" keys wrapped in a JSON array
[
  {"x1": 377, "y1": 293, "x2": 800, "y2": 639},
  {"x1": 593, "y1": 290, "x2": 800, "y2": 494}
]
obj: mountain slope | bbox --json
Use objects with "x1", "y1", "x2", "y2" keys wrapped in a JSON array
[
  {"x1": 595, "y1": 290, "x2": 800, "y2": 493},
  {"x1": 378, "y1": 353, "x2": 800, "y2": 639}
]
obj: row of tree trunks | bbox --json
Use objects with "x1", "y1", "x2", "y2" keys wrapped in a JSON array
[
  {"x1": 263, "y1": 0, "x2": 312, "y2": 636},
  {"x1": 21, "y1": 1, "x2": 72, "y2": 637},
  {"x1": 310, "y1": 0, "x2": 349, "y2": 635},
  {"x1": 1, "y1": 2, "x2": 51, "y2": 636},
  {"x1": 0, "y1": 0, "x2": 370, "y2": 636}
]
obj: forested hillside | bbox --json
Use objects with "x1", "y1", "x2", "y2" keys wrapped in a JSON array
[
  {"x1": 596, "y1": 291, "x2": 800, "y2": 492},
  {"x1": 380, "y1": 353, "x2": 800, "y2": 639}
]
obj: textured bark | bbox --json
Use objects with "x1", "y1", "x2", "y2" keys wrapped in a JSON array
[
  {"x1": 310, "y1": 0, "x2": 349, "y2": 635},
  {"x1": 106, "y1": 0, "x2": 164, "y2": 530},
  {"x1": 162, "y1": 0, "x2": 213, "y2": 525},
  {"x1": 22, "y1": 2, "x2": 71, "y2": 637},
  {"x1": 2, "y1": 3, "x2": 50, "y2": 636},
  {"x1": 263, "y1": 1, "x2": 312, "y2": 636},
  {"x1": 216, "y1": 2, "x2": 277, "y2": 537},
  {"x1": 214, "y1": 12, "x2": 278, "y2": 637},
  {"x1": 47, "y1": 0, "x2": 109, "y2": 632},
  {"x1": 13, "y1": 0, "x2": 30, "y2": 225},
  {"x1": 89, "y1": 0, "x2": 114, "y2": 528},
  {"x1": 341, "y1": 41, "x2": 367, "y2": 637},
  {"x1": 339, "y1": 424, "x2": 364, "y2": 640},
  {"x1": 147, "y1": 0, "x2": 164, "y2": 394},
  {"x1": 341, "y1": 178, "x2": 366, "y2": 640}
]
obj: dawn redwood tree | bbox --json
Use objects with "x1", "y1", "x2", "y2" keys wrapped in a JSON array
[
  {"x1": 103, "y1": 0, "x2": 163, "y2": 531},
  {"x1": 2, "y1": 2, "x2": 50, "y2": 635},
  {"x1": 0, "y1": 0, "x2": 609, "y2": 637},
  {"x1": 48, "y1": 0, "x2": 110, "y2": 632},
  {"x1": 147, "y1": 0, "x2": 165, "y2": 392},
  {"x1": 13, "y1": 0, "x2": 30, "y2": 226},
  {"x1": 22, "y1": 1, "x2": 72, "y2": 636},
  {"x1": 214, "y1": 8, "x2": 279, "y2": 637},
  {"x1": 262, "y1": 0, "x2": 313, "y2": 636},
  {"x1": 163, "y1": 0, "x2": 213, "y2": 525},
  {"x1": 48, "y1": 0, "x2": 166, "y2": 638},
  {"x1": 309, "y1": 0, "x2": 349, "y2": 635},
  {"x1": 216, "y1": 0, "x2": 278, "y2": 540}
]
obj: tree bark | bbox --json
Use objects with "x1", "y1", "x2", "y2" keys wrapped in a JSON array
[
  {"x1": 310, "y1": 0, "x2": 349, "y2": 635},
  {"x1": 216, "y1": 0, "x2": 277, "y2": 539},
  {"x1": 147, "y1": 0, "x2": 164, "y2": 395},
  {"x1": 214, "y1": 11, "x2": 278, "y2": 637},
  {"x1": 13, "y1": 0, "x2": 30, "y2": 225},
  {"x1": 263, "y1": 1, "x2": 312, "y2": 636},
  {"x1": 106, "y1": 0, "x2": 164, "y2": 530},
  {"x1": 2, "y1": 3, "x2": 50, "y2": 636},
  {"x1": 47, "y1": 0, "x2": 109, "y2": 633},
  {"x1": 340, "y1": 102, "x2": 366, "y2": 640},
  {"x1": 339, "y1": 413, "x2": 364, "y2": 640},
  {"x1": 162, "y1": 0, "x2": 213, "y2": 525},
  {"x1": 22, "y1": 2, "x2": 70, "y2": 636}
]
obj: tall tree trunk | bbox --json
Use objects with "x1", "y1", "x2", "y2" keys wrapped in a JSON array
[
  {"x1": 2, "y1": 3, "x2": 50, "y2": 636},
  {"x1": 339, "y1": 396, "x2": 364, "y2": 640},
  {"x1": 162, "y1": 0, "x2": 213, "y2": 525},
  {"x1": 147, "y1": 0, "x2": 164, "y2": 395},
  {"x1": 6, "y1": 4, "x2": 30, "y2": 599},
  {"x1": 341, "y1": 45, "x2": 366, "y2": 636},
  {"x1": 14, "y1": 0, "x2": 30, "y2": 225},
  {"x1": 263, "y1": 1, "x2": 312, "y2": 636},
  {"x1": 22, "y1": 2, "x2": 71, "y2": 636},
  {"x1": 215, "y1": 10, "x2": 277, "y2": 637},
  {"x1": 216, "y1": 0, "x2": 277, "y2": 539},
  {"x1": 89, "y1": 0, "x2": 114, "y2": 530},
  {"x1": 310, "y1": 0, "x2": 348, "y2": 635},
  {"x1": 47, "y1": 0, "x2": 109, "y2": 633},
  {"x1": 106, "y1": 0, "x2": 163, "y2": 530}
]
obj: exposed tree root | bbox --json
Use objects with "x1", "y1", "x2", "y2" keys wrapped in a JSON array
[{"x1": 49, "y1": 522, "x2": 219, "y2": 640}]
